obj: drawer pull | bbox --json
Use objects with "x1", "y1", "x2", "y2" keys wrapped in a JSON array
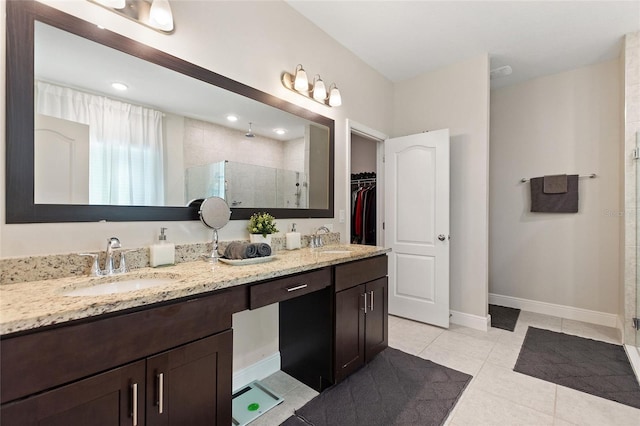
[
  {"x1": 158, "y1": 372, "x2": 164, "y2": 414},
  {"x1": 131, "y1": 382, "x2": 138, "y2": 426},
  {"x1": 286, "y1": 284, "x2": 308, "y2": 292}
]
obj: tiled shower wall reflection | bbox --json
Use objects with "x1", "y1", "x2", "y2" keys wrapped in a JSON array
[{"x1": 624, "y1": 32, "x2": 640, "y2": 345}]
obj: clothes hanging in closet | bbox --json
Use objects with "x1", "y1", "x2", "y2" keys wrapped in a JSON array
[{"x1": 351, "y1": 184, "x2": 376, "y2": 245}]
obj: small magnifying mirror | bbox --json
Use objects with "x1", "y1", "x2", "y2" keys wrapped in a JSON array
[{"x1": 198, "y1": 197, "x2": 231, "y2": 262}]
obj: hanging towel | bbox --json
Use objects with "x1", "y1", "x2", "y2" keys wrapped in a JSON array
[
  {"x1": 543, "y1": 174, "x2": 568, "y2": 193},
  {"x1": 530, "y1": 174, "x2": 579, "y2": 213}
]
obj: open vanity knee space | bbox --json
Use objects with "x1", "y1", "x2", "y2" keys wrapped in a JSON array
[{"x1": 0, "y1": 246, "x2": 389, "y2": 426}]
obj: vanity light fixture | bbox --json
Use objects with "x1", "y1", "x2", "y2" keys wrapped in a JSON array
[
  {"x1": 281, "y1": 64, "x2": 342, "y2": 107},
  {"x1": 87, "y1": 0, "x2": 175, "y2": 34}
]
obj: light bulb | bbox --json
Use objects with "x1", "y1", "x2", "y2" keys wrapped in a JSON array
[
  {"x1": 149, "y1": 0, "x2": 174, "y2": 31},
  {"x1": 312, "y1": 76, "x2": 327, "y2": 102},
  {"x1": 328, "y1": 85, "x2": 342, "y2": 107},
  {"x1": 293, "y1": 65, "x2": 308, "y2": 92}
]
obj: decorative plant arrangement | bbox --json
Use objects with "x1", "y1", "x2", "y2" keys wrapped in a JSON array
[{"x1": 247, "y1": 212, "x2": 279, "y2": 237}]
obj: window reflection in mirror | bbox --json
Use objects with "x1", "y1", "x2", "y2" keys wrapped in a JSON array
[{"x1": 33, "y1": 21, "x2": 330, "y2": 210}]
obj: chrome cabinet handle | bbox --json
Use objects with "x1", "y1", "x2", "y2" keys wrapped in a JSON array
[
  {"x1": 362, "y1": 293, "x2": 368, "y2": 314},
  {"x1": 287, "y1": 284, "x2": 308, "y2": 292},
  {"x1": 369, "y1": 290, "x2": 374, "y2": 311},
  {"x1": 131, "y1": 382, "x2": 138, "y2": 426},
  {"x1": 158, "y1": 373, "x2": 164, "y2": 414},
  {"x1": 438, "y1": 234, "x2": 446, "y2": 241}
]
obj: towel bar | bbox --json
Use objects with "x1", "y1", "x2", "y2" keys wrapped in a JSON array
[{"x1": 520, "y1": 173, "x2": 596, "y2": 183}]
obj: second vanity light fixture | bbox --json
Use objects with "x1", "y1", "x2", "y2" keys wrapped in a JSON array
[
  {"x1": 282, "y1": 64, "x2": 342, "y2": 107},
  {"x1": 89, "y1": 0, "x2": 174, "y2": 33}
]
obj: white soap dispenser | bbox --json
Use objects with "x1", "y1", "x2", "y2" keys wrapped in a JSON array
[
  {"x1": 286, "y1": 223, "x2": 301, "y2": 250},
  {"x1": 150, "y1": 227, "x2": 175, "y2": 267}
]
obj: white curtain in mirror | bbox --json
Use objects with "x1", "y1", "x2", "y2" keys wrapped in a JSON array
[{"x1": 35, "y1": 81, "x2": 165, "y2": 206}]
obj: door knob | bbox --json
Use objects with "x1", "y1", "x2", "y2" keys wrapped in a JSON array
[{"x1": 438, "y1": 234, "x2": 446, "y2": 241}]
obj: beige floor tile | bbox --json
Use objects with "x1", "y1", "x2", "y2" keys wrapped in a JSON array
[
  {"x1": 259, "y1": 370, "x2": 303, "y2": 396},
  {"x1": 428, "y1": 328, "x2": 497, "y2": 361},
  {"x1": 486, "y1": 340, "x2": 524, "y2": 368},
  {"x1": 554, "y1": 385, "x2": 640, "y2": 426},
  {"x1": 560, "y1": 319, "x2": 621, "y2": 344},
  {"x1": 553, "y1": 417, "x2": 578, "y2": 426},
  {"x1": 473, "y1": 362, "x2": 557, "y2": 415},
  {"x1": 513, "y1": 311, "x2": 563, "y2": 336},
  {"x1": 450, "y1": 386, "x2": 555, "y2": 426},
  {"x1": 450, "y1": 323, "x2": 511, "y2": 343},
  {"x1": 418, "y1": 344, "x2": 486, "y2": 376},
  {"x1": 388, "y1": 317, "x2": 445, "y2": 355}
]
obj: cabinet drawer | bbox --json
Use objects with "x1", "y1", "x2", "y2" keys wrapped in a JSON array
[
  {"x1": 250, "y1": 268, "x2": 331, "y2": 309},
  {"x1": 335, "y1": 255, "x2": 388, "y2": 292}
]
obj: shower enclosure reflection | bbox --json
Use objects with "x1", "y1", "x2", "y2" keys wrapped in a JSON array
[{"x1": 187, "y1": 161, "x2": 308, "y2": 209}]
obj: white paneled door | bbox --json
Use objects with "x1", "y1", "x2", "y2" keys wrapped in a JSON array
[{"x1": 384, "y1": 129, "x2": 450, "y2": 328}]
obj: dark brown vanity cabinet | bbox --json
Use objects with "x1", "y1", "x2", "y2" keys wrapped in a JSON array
[
  {"x1": 0, "y1": 288, "x2": 245, "y2": 426},
  {"x1": 1, "y1": 332, "x2": 232, "y2": 426},
  {"x1": 333, "y1": 255, "x2": 388, "y2": 382}
]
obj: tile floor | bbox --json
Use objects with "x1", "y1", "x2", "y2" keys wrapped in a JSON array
[{"x1": 250, "y1": 311, "x2": 640, "y2": 425}]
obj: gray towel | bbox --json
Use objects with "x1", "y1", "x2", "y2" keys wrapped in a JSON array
[
  {"x1": 530, "y1": 174, "x2": 579, "y2": 213},
  {"x1": 223, "y1": 242, "x2": 271, "y2": 259},
  {"x1": 543, "y1": 174, "x2": 568, "y2": 193},
  {"x1": 255, "y1": 243, "x2": 271, "y2": 257}
]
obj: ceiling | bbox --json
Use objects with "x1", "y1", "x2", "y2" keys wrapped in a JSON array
[{"x1": 286, "y1": 1, "x2": 640, "y2": 88}]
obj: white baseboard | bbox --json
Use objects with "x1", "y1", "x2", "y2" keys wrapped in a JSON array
[
  {"x1": 450, "y1": 310, "x2": 489, "y2": 332},
  {"x1": 489, "y1": 293, "x2": 618, "y2": 328},
  {"x1": 232, "y1": 352, "x2": 280, "y2": 392},
  {"x1": 624, "y1": 344, "x2": 640, "y2": 385}
]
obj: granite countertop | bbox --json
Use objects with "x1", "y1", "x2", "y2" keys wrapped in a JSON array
[{"x1": 0, "y1": 245, "x2": 390, "y2": 336}]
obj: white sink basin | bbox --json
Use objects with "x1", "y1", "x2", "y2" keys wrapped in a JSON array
[{"x1": 63, "y1": 277, "x2": 176, "y2": 297}]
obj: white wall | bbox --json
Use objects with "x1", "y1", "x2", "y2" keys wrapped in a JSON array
[
  {"x1": 393, "y1": 54, "x2": 491, "y2": 319},
  {"x1": 1, "y1": 0, "x2": 393, "y2": 373},
  {"x1": 490, "y1": 59, "x2": 621, "y2": 315}
]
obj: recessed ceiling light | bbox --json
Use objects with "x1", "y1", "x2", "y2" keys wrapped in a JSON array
[
  {"x1": 111, "y1": 82, "x2": 128, "y2": 91},
  {"x1": 274, "y1": 128, "x2": 287, "y2": 135},
  {"x1": 226, "y1": 115, "x2": 239, "y2": 122}
]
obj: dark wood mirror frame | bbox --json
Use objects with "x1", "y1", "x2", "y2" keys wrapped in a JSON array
[{"x1": 5, "y1": 0, "x2": 334, "y2": 223}]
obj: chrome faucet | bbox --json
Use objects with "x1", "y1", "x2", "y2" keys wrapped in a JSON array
[
  {"x1": 80, "y1": 237, "x2": 127, "y2": 277},
  {"x1": 310, "y1": 226, "x2": 331, "y2": 248},
  {"x1": 105, "y1": 237, "x2": 122, "y2": 275}
]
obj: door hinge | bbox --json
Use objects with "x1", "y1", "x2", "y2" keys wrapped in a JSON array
[
  {"x1": 633, "y1": 148, "x2": 640, "y2": 160},
  {"x1": 633, "y1": 317, "x2": 640, "y2": 331}
]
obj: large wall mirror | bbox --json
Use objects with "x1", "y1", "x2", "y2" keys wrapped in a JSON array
[{"x1": 6, "y1": 0, "x2": 334, "y2": 223}]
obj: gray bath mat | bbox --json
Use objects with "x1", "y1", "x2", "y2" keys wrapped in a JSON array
[
  {"x1": 514, "y1": 327, "x2": 640, "y2": 409},
  {"x1": 282, "y1": 347, "x2": 472, "y2": 426},
  {"x1": 489, "y1": 304, "x2": 521, "y2": 331}
]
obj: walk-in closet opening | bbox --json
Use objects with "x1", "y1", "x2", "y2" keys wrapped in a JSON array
[{"x1": 349, "y1": 130, "x2": 384, "y2": 247}]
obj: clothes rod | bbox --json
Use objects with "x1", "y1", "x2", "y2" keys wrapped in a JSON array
[{"x1": 520, "y1": 173, "x2": 597, "y2": 183}]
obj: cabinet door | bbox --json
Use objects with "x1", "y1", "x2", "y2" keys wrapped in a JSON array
[
  {"x1": 146, "y1": 330, "x2": 233, "y2": 426},
  {"x1": 365, "y1": 277, "x2": 388, "y2": 361},
  {"x1": 0, "y1": 360, "x2": 145, "y2": 426},
  {"x1": 334, "y1": 284, "x2": 366, "y2": 382}
]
